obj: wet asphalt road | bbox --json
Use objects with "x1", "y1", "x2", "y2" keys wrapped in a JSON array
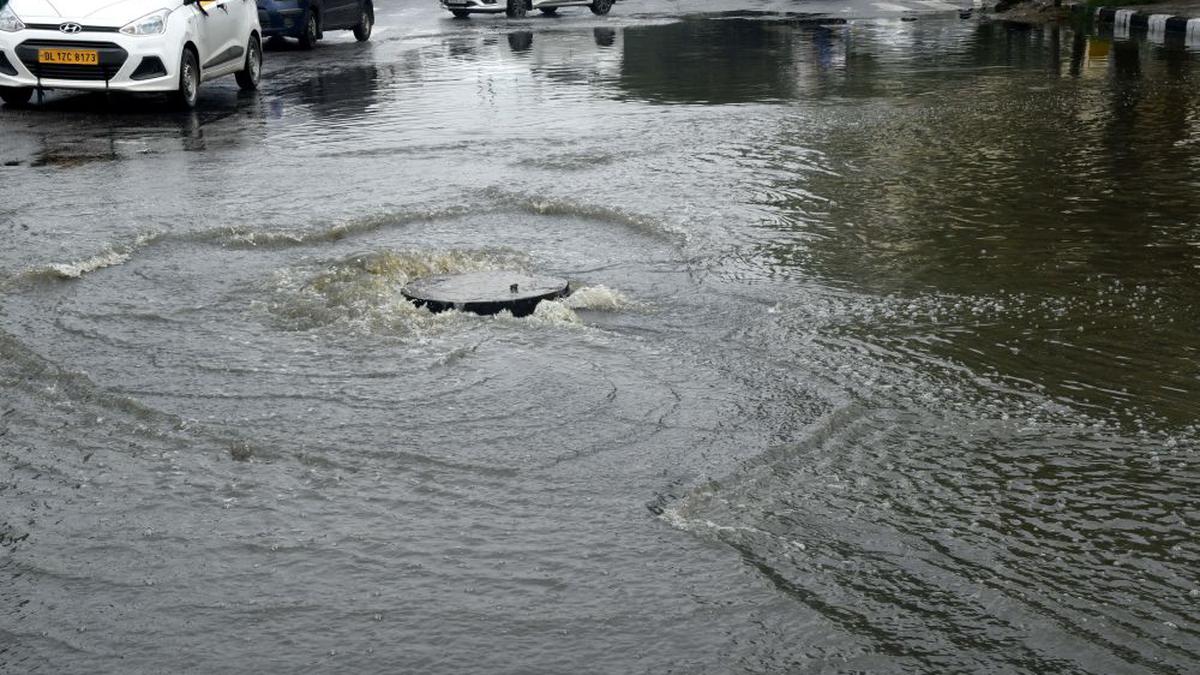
[{"x1": 2, "y1": 2, "x2": 1200, "y2": 673}]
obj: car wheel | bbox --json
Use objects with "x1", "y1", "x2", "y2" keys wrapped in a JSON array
[
  {"x1": 171, "y1": 48, "x2": 200, "y2": 110},
  {"x1": 539, "y1": 6, "x2": 557, "y2": 15},
  {"x1": 353, "y1": 2, "x2": 373, "y2": 41},
  {"x1": 505, "y1": 0, "x2": 527, "y2": 18},
  {"x1": 588, "y1": 0, "x2": 612, "y2": 15},
  {"x1": 451, "y1": 9, "x2": 470, "y2": 18},
  {"x1": 235, "y1": 34, "x2": 262, "y2": 91},
  {"x1": 0, "y1": 86, "x2": 33, "y2": 107},
  {"x1": 299, "y1": 11, "x2": 318, "y2": 49}
]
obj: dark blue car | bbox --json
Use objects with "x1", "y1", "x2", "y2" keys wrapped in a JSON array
[{"x1": 258, "y1": 0, "x2": 374, "y2": 49}]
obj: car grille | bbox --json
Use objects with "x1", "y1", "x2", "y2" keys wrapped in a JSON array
[
  {"x1": 14, "y1": 40, "x2": 128, "y2": 81},
  {"x1": 23, "y1": 23, "x2": 120, "y2": 33}
]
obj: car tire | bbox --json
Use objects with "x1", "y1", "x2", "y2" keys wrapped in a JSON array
[
  {"x1": 353, "y1": 2, "x2": 373, "y2": 41},
  {"x1": 0, "y1": 86, "x2": 33, "y2": 107},
  {"x1": 505, "y1": 0, "x2": 527, "y2": 18},
  {"x1": 299, "y1": 11, "x2": 319, "y2": 49},
  {"x1": 588, "y1": 0, "x2": 612, "y2": 15},
  {"x1": 539, "y1": 6, "x2": 557, "y2": 15},
  {"x1": 170, "y1": 47, "x2": 200, "y2": 110},
  {"x1": 235, "y1": 34, "x2": 262, "y2": 91},
  {"x1": 451, "y1": 9, "x2": 470, "y2": 18}
]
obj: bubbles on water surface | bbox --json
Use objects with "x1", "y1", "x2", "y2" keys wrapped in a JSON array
[
  {"x1": 260, "y1": 248, "x2": 635, "y2": 334},
  {"x1": 262, "y1": 248, "x2": 530, "y2": 331},
  {"x1": 562, "y1": 285, "x2": 633, "y2": 312}
]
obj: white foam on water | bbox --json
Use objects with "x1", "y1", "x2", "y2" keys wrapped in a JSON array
[
  {"x1": 522, "y1": 299, "x2": 582, "y2": 326},
  {"x1": 262, "y1": 250, "x2": 637, "y2": 335},
  {"x1": 563, "y1": 285, "x2": 633, "y2": 312},
  {"x1": 46, "y1": 249, "x2": 131, "y2": 279},
  {"x1": 263, "y1": 248, "x2": 532, "y2": 333},
  {"x1": 28, "y1": 232, "x2": 161, "y2": 281},
  {"x1": 658, "y1": 499, "x2": 771, "y2": 539},
  {"x1": 259, "y1": 249, "x2": 630, "y2": 335}
]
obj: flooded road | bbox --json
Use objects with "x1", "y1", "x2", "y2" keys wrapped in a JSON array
[{"x1": 2, "y1": 2, "x2": 1199, "y2": 672}]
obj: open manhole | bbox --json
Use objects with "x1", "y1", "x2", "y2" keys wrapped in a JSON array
[{"x1": 402, "y1": 271, "x2": 570, "y2": 317}]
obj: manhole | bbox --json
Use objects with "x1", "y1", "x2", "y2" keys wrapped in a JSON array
[{"x1": 402, "y1": 270, "x2": 570, "y2": 317}]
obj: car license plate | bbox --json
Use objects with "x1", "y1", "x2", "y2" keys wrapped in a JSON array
[{"x1": 37, "y1": 49, "x2": 99, "y2": 66}]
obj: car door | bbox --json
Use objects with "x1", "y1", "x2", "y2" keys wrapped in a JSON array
[{"x1": 195, "y1": 0, "x2": 243, "y2": 77}]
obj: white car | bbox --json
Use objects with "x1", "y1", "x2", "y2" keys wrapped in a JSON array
[
  {"x1": 442, "y1": 0, "x2": 615, "y2": 19},
  {"x1": 0, "y1": 0, "x2": 262, "y2": 109}
]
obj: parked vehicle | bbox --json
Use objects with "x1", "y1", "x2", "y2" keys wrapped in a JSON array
[
  {"x1": 257, "y1": 0, "x2": 373, "y2": 49},
  {"x1": 441, "y1": 0, "x2": 615, "y2": 19},
  {"x1": 0, "y1": 0, "x2": 261, "y2": 109}
]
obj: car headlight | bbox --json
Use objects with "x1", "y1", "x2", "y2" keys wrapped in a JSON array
[
  {"x1": 0, "y1": 5, "x2": 26, "y2": 32},
  {"x1": 120, "y1": 8, "x2": 171, "y2": 36}
]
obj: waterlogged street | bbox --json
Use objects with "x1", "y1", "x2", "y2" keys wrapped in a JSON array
[{"x1": 2, "y1": 0, "x2": 1200, "y2": 672}]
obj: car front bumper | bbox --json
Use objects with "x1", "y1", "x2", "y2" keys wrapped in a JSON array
[
  {"x1": 441, "y1": 0, "x2": 507, "y2": 14},
  {"x1": 440, "y1": 0, "x2": 603, "y2": 14},
  {"x1": 0, "y1": 28, "x2": 181, "y2": 93}
]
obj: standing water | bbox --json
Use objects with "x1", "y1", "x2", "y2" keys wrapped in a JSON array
[{"x1": 1, "y1": 5, "x2": 1199, "y2": 672}]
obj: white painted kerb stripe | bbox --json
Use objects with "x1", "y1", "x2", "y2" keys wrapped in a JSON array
[
  {"x1": 1148, "y1": 14, "x2": 1169, "y2": 43},
  {"x1": 1114, "y1": 8, "x2": 1134, "y2": 38}
]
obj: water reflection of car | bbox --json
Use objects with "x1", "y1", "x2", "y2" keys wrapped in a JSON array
[
  {"x1": 507, "y1": 31, "x2": 532, "y2": 52},
  {"x1": 442, "y1": 0, "x2": 615, "y2": 19},
  {"x1": 297, "y1": 63, "x2": 377, "y2": 118},
  {"x1": 0, "y1": 0, "x2": 262, "y2": 109},
  {"x1": 257, "y1": 0, "x2": 373, "y2": 49}
]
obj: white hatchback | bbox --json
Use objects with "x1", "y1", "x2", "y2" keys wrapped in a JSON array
[{"x1": 0, "y1": 0, "x2": 262, "y2": 108}]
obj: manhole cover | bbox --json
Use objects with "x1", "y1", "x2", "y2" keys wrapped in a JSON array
[{"x1": 402, "y1": 270, "x2": 570, "y2": 317}]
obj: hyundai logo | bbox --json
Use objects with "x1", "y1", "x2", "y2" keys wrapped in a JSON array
[{"x1": 59, "y1": 22, "x2": 83, "y2": 34}]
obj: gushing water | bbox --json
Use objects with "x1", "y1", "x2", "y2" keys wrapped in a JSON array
[{"x1": 1, "y1": 8, "x2": 1198, "y2": 674}]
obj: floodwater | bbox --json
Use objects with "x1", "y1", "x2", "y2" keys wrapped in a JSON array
[{"x1": 2, "y1": 2, "x2": 1199, "y2": 672}]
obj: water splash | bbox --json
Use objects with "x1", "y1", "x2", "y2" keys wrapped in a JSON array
[
  {"x1": 262, "y1": 248, "x2": 532, "y2": 332},
  {"x1": 563, "y1": 285, "x2": 633, "y2": 311},
  {"x1": 19, "y1": 232, "x2": 162, "y2": 281}
]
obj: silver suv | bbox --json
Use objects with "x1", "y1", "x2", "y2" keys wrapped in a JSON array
[{"x1": 441, "y1": 0, "x2": 615, "y2": 19}]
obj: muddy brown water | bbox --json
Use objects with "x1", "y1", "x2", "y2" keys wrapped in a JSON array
[{"x1": 1, "y1": 4, "x2": 1198, "y2": 673}]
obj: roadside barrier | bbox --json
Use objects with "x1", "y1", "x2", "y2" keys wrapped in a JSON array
[{"x1": 1089, "y1": 4, "x2": 1200, "y2": 37}]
